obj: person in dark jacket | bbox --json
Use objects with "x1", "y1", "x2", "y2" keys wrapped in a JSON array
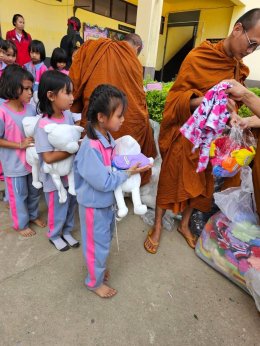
[{"x1": 60, "y1": 16, "x2": 83, "y2": 67}]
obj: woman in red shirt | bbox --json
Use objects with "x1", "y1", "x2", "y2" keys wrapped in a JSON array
[{"x1": 6, "y1": 14, "x2": 32, "y2": 66}]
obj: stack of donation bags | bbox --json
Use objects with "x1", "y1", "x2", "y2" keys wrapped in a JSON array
[{"x1": 195, "y1": 166, "x2": 260, "y2": 311}]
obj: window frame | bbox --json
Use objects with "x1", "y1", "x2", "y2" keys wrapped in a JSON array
[{"x1": 74, "y1": 0, "x2": 137, "y2": 26}]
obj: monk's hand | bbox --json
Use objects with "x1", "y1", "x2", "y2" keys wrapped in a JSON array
[
  {"x1": 224, "y1": 79, "x2": 248, "y2": 101},
  {"x1": 128, "y1": 162, "x2": 153, "y2": 175},
  {"x1": 227, "y1": 98, "x2": 236, "y2": 114}
]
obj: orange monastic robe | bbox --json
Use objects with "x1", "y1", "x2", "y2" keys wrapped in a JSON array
[
  {"x1": 156, "y1": 40, "x2": 249, "y2": 213},
  {"x1": 69, "y1": 38, "x2": 156, "y2": 184}
]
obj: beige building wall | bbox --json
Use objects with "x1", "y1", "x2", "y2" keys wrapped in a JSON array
[
  {"x1": 0, "y1": 0, "x2": 135, "y2": 57},
  {"x1": 155, "y1": 0, "x2": 234, "y2": 71}
]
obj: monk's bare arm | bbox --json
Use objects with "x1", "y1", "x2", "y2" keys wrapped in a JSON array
[
  {"x1": 242, "y1": 92, "x2": 260, "y2": 117},
  {"x1": 224, "y1": 79, "x2": 260, "y2": 117},
  {"x1": 190, "y1": 96, "x2": 204, "y2": 112}
]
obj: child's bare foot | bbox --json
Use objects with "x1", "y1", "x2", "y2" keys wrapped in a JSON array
[
  {"x1": 93, "y1": 284, "x2": 117, "y2": 298},
  {"x1": 104, "y1": 270, "x2": 110, "y2": 282},
  {"x1": 19, "y1": 227, "x2": 36, "y2": 237},
  {"x1": 30, "y1": 218, "x2": 47, "y2": 228}
]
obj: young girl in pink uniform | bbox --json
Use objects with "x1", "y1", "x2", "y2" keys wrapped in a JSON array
[
  {"x1": 0, "y1": 65, "x2": 46, "y2": 237},
  {"x1": 34, "y1": 70, "x2": 79, "y2": 251},
  {"x1": 74, "y1": 84, "x2": 152, "y2": 298},
  {"x1": 24, "y1": 40, "x2": 48, "y2": 104},
  {"x1": 49, "y1": 47, "x2": 69, "y2": 75}
]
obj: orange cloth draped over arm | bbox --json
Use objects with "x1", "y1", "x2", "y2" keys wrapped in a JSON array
[
  {"x1": 69, "y1": 38, "x2": 156, "y2": 185},
  {"x1": 157, "y1": 40, "x2": 249, "y2": 214}
]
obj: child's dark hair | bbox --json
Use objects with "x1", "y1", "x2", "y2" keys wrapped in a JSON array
[
  {"x1": 67, "y1": 17, "x2": 82, "y2": 58},
  {"x1": 50, "y1": 47, "x2": 68, "y2": 69},
  {"x1": 87, "y1": 84, "x2": 127, "y2": 140},
  {"x1": 12, "y1": 14, "x2": 29, "y2": 40},
  {"x1": 6, "y1": 40, "x2": 17, "y2": 56},
  {"x1": 0, "y1": 38, "x2": 7, "y2": 51},
  {"x1": 29, "y1": 40, "x2": 46, "y2": 61},
  {"x1": 38, "y1": 70, "x2": 72, "y2": 117},
  {"x1": 0, "y1": 65, "x2": 34, "y2": 100}
]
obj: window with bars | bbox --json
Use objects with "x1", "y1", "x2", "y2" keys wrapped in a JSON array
[{"x1": 74, "y1": 0, "x2": 137, "y2": 26}]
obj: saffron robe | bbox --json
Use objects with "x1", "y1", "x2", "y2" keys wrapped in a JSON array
[
  {"x1": 157, "y1": 40, "x2": 249, "y2": 213},
  {"x1": 69, "y1": 38, "x2": 157, "y2": 185}
]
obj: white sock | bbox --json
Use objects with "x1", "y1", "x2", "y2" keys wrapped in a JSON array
[
  {"x1": 63, "y1": 234, "x2": 79, "y2": 246},
  {"x1": 51, "y1": 237, "x2": 68, "y2": 251}
]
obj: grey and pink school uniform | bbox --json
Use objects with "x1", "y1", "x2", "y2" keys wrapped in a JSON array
[
  {"x1": 24, "y1": 61, "x2": 48, "y2": 93},
  {"x1": 48, "y1": 66, "x2": 69, "y2": 75},
  {"x1": 0, "y1": 101, "x2": 40, "y2": 230},
  {"x1": 34, "y1": 112, "x2": 77, "y2": 242},
  {"x1": 74, "y1": 131, "x2": 129, "y2": 290},
  {"x1": 0, "y1": 99, "x2": 5, "y2": 181}
]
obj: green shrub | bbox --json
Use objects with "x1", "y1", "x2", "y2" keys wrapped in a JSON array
[
  {"x1": 238, "y1": 87, "x2": 260, "y2": 118},
  {"x1": 145, "y1": 81, "x2": 260, "y2": 122},
  {"x1": 145, "y1": 82, "x2": 173, "y2": 123}
]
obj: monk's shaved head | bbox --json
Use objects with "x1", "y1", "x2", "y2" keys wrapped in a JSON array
[
  {"x1": 124, "y1": 33, "x2": 143, "y2": 55},
  {"x1": 236, "y1": 8, "x2": 260, "y2": 31}
]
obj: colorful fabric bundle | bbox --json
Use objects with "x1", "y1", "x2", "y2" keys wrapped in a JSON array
[
  {"x1": 180, "y1": 82, "x2": 231, "y2": 173},
  {"x1": 196, "y1": 211, "x2": 260, "y2": 311}
]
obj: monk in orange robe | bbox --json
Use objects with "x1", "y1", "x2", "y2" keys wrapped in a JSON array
[
  {"x1": 144, "y1": 9, "x2": 260, "y2": 254},
  {"x1": 69, "y1": 33, "x2": 157, "y2": 185}
]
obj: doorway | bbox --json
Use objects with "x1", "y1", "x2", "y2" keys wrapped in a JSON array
[{"x1": 156, "y1": 10, "x2": 200, "y2": 82}]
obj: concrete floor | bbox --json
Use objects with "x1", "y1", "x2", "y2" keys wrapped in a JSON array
[{"x1": 0, "y1": 197, "x2": 260, "y2": 346}]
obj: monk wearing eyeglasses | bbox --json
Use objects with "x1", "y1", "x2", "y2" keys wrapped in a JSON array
[{"x1": 144, "y1": 8, "x2": 260, "y2": 254}]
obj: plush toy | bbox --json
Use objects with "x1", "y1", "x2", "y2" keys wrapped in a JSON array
[
  {"x1": 113, "y1": 135, "x2": 154, "y2": 218},
  {"x1": 22, "y1": 115, "x2": 42, "y2": 189},
  {"x1": 210, "y1": 134, "x2": 256, "y2": 177},
  {"x1": 43, "y1": 123, "x2": 84, "y2": 203}
]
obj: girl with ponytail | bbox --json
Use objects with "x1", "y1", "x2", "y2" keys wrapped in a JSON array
[
  {"x1": 74, "y1": 84, "x2": 152, "y2": 298},
  {"x1": 60, "y1": 16, "x2": 83, "y2": 67}
]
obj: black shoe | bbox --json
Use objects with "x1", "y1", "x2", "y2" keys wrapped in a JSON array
[
  {"x1": 61, "y1": 236, "x2": 80, "y2": 248},
  {"x1": 49, "y1": 239, "x2": 70, "y2": 252}
]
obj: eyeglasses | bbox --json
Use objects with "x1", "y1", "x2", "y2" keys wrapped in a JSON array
[{"x1": 243, "y1": 28, "x2": 260, "y2": 51}]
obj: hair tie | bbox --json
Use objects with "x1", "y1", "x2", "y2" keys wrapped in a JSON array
[{"x1": 68, "y1": 19, "x2": 79, "y2": 31}]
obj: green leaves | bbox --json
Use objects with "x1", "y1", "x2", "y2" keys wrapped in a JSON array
[
  {"x1": 238, "y1": 87, "x2": 260, "y2": 118},
  {"x1": 145, "y1": 82, "x2": 260, "y2": 122},
  {"x1": 145, "y1": 82, "x2": 174, "y2": 123}
]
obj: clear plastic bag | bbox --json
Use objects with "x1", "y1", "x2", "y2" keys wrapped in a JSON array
[
  {"x1": 196, "y1": 211, "x2": 260, "y2": 312},
  {"x1": 210, "y1": 127, "x2": 256, "y2": 177},
  {"x1": 245, "y1": 269, "x2": 260, "y2": 311},
  {"x1": 140, "y1": 208, "x2": 177, "y2": 232},
  {"x1": 214, "y1": 167, "x2": 258, "y2": 224},
  {"x1": 140, "y1": 120, "x2": 162, "y2": 209}
]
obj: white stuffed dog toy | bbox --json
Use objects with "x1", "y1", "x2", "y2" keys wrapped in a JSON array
[
  {"x1": 114, "y1": 135, "x2": 154, "y2": 218},
  {"x1": 22, "y1": 115, "x2": 42, "y2": 189},
  {"x1": 43, "y1": 123, "x2": 84, "y2": 203}
]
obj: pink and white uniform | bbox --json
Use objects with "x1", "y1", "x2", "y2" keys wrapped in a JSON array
[
  {"x1": 0, "y1": 101, "x2": 40, "y2": 230},
  {"x1": 34, "y1": 112, "x2": 77, "y2": 241},
  {"x1": 24, "y1": 61, "x2": 48, "y2": 92}
]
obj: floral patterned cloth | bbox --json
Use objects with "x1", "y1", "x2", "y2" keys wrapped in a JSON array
[{"x1": 180, "y1": 82, "x2": 231, "y2": 172}]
